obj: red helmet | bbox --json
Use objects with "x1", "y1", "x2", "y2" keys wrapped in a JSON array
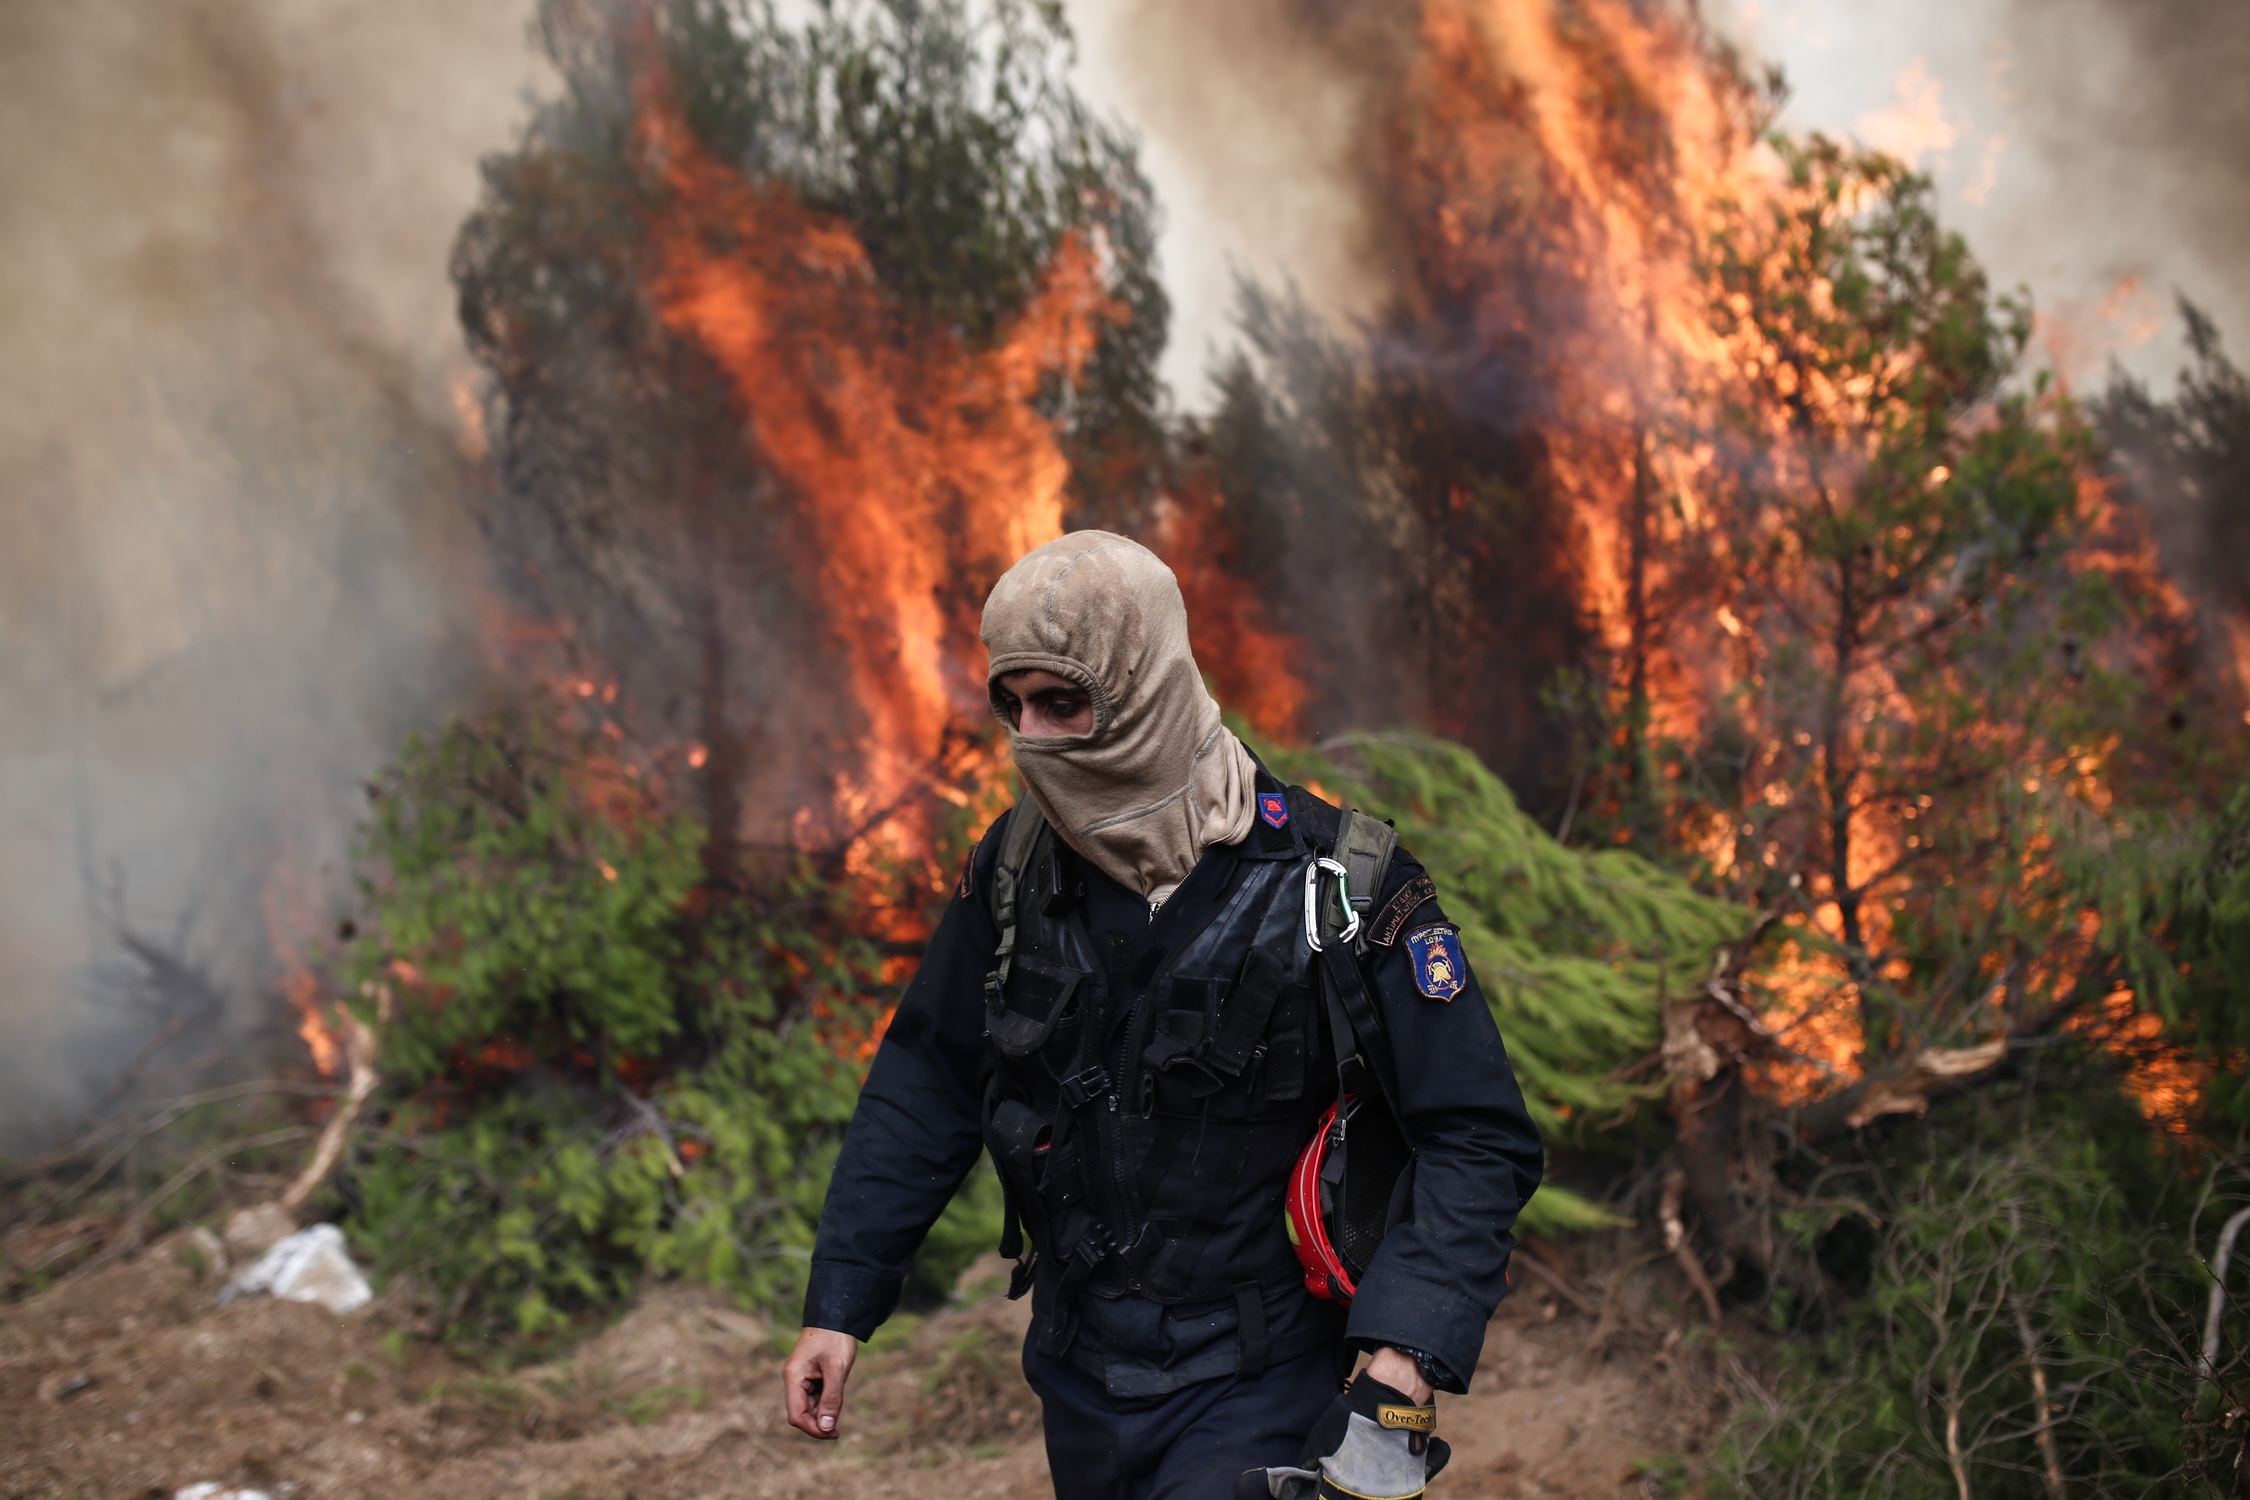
[{"x1": 1286, "y1": 1099, "x2": 1358, "y2": 1303}]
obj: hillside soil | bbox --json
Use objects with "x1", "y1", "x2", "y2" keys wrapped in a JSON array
[{"x1": 1, "y1": 1233, "x2": 1737, "y2": 1500}]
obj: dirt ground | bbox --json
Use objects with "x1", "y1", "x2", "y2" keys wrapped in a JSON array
[{"x1": 1, "y1": 1233, "x2": 1734, "y2": 1500}]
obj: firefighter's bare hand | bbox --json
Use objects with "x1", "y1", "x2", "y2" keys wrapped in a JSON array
[{"x1": 783, "y1": 1326, "x2": 858, "y2": 1439}]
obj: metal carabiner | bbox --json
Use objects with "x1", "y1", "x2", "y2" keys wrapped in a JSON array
[{"x1": 1303, "y1": 856, "x2": 1359, "y2": 952}]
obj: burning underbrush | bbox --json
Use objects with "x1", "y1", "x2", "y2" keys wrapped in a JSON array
[{"x1": 320, "y1": 710, "x2": 892, "y2": 1341}]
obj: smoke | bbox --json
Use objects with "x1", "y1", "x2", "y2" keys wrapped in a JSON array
[
  {"x1": 1061, "y1": 0, "x2": 1418, "y2": 405},
  {"x1": 0, "y1": 0, "x2": 546, "y2": 1144},
  {"x1": 1699, "y1": 0, "x2": 2250, "y2": 390},
  {"x1": 1990, "y1": 0, "x2": 2250, "y2": 396}
]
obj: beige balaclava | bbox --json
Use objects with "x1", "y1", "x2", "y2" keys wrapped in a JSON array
[{"x1": 982, "y1": 531, "x2": 1258, "y2": 906}]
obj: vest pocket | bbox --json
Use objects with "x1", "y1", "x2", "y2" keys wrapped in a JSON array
[
  {"x1": 1258, "y1": 988, "x2": 1308, "y2": 1103},
  {"x1": 987, "y1": 955, "x2": 1086, "y2": 1059}
]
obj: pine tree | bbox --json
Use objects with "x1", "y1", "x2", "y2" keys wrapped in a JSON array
[
  {"x1": 1255, "y1": 730, "x2": 1753, "y2": 1232},
  {"x1": 452, "y1": 0, "x2": 1165, "y2": 871}
]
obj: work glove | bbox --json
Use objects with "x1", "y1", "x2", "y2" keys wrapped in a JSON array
[{"x1": 1246, "y1": 1374, "x2": 1451, "y2": 1500}]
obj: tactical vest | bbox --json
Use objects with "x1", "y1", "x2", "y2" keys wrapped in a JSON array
[{"x1": 978, "y1": 783, "x2": 1398, "y2": 1355}]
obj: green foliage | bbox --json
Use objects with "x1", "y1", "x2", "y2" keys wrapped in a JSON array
[
  {"x1": 341, "y1": 722, "x2": 707, "y2": 1087},
  {"x1": 1715, "y1": 1094, "x2": 2219, "y2": 1498},
  {"x1": 2065, "y1": 784, "x2": 2250, "y2": 1128},
  {"x1": 1254, "y1": 730, "x2": 1752, "y2": 1231},
  {"x1": 336, "y1": 716, "x2": 874, "y2": 1342}
]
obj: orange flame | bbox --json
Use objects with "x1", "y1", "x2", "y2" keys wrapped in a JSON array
[
  {"x1": 1389, "y1": 0, "x2": 1772, "y2": 750},
  {"x1": 1147, "y1": 486, "x2": 1306, "y2": 741},
  {"x1": 636, "y1": 83, "x2": 1119, "y2": 913},
  {"x1": 1365, "y1": 0, "x2": 2229, "y2": 1121},
  {"x1": 263, "y1": 862, "x2": 339, "y2": 1078}
]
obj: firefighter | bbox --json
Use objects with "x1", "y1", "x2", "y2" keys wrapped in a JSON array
[{"x1": 782, "y1": 531, "x2": 1543, "y2": 1500}]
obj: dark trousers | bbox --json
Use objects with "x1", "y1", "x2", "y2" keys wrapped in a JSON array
[{"x1": 1023, "y1": 1333, "x2": 1341, "y2": 1500}]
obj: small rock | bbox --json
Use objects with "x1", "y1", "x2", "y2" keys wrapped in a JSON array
[
  {"x1": 37, "y1": 1372, "x2": 94, "y2": 1402},
  {"x1": 219, "y1": 1225, "x2": 371, "y2": 1315},
  {"x1": 176, "y1": 1485, "x2": 273, "y2": 1500}
]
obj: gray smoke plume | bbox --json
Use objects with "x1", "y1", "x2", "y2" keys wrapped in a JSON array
[
  {"x1": 0, "y1": 0, "x2": 545, "y2": 1145},
  {"x1": 1062, "y1": 0, "x2": 1415, "y2": 404},
  {"x1": 1980, "y1": 0, "x2": 2250, "y2": 382}
]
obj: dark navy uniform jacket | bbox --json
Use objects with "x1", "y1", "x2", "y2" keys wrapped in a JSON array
[{"x1": 803, "y1": 796, "x2": 1544, "y2": 1395}]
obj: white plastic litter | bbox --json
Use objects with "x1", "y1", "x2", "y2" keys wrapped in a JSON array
[
  {"x1": 217, "y1": 1223, "x2": 371, "y2": 1314},
  {"x1": 176, "y1": 1485, "x2": 272, "y2": 1500}
]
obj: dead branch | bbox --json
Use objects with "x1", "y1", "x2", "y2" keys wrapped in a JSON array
[
  {"x1": 1842, "y1": 1040, "x2": 2011, "y2": 1130},
  {"x1": 1660, "y1": 1167, "x2": 1725, "y2": 1327},
  {"x1": 1580, "y1": 1247, "x2": 1669, "y2": 1361},
  {"x1": 277, "y1": 994, "x2": 387, "y2": 1213},
  {"x1": 615, "y1": 1090, "x2": 686, "y2": 1179},
  {"x1": 227, "y1": 985, "x2": 394, "y2": 1251},
  {"x1": 64, "y1": 1124, "x2": 316, "y2": 1281},
  {"x1": 2202, "y1": 1206, "x2": 2250, "y2": 1384},
  {"x1": 4, "y1": 1080, "x2": 345, "y2": 1239},
  {"x1": 2011, "y1": 1294, "x2": 2067, "y2": 1500},
  {"x1": 1794, "y1": 1038, "x2": 2011, "y2": 1142},
  {"x1": 1945, "y1": 1392, "x2": 1973, "y2": 1500}
]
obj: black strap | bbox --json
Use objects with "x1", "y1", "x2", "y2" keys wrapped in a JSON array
[
  {"x1": 1331, "y1": 809, "x2": 1399, "y2": 956},
  {"x1": 1319, "y1": 940, "x2": 1407, "y2": 1134},
  {"x1": 999, "y1": 1181, "x2": 1023, "y2": 1262},
  {"x1": 1058, "y1": 1065, "x2": 1111, "y2": 1110},
  {"x1": 1235, "y1": 1284, "x2": 1270, "y2": 1378},
  {"x1": 1036, "y1": 1233, "x2": 1109, "y2": 1357},
  {"x1": 988, "y1": 801, "x2": 1049, "y2": 987}
]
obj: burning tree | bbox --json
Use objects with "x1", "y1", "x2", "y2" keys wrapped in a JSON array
[
  {"x1": 1178, "y1": 0, "x2": 2250, "y2": 1487},
  {"x1": 452, "y1": 0, "x2": 1164, "y2": 889},
  {"x1": 1628, "y1": 136, "x2": 2155, "y2": 1192},
  {"x1": 318, "y1": 0, "x2": 1172, "y2": 1339}
]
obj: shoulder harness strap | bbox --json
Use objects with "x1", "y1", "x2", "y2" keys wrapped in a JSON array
[
  {"x1": 988, "y1": 799, "x2": 1049, "y2": 988},
  {"x1": 1330, "y1": 809, "x2": 1399, "y2": 957},
  {"x1": 1316, "y1": 806, "x2": 1408, "y2": 1123},
  {"x1": 984, "y1": 799, "x2": 1052, "y2": 1302}
]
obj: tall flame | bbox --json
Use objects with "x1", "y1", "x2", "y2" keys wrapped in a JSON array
[
  {"x1": 635, "y1": 82, "x2": 1121, "y2": 908},
  {"x1": 1389, "y1": 0, "x2": 1772, "y2": 748}
]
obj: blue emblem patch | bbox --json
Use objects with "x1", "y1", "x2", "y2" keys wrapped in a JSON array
[
  {"x1": 1258, "y1": 791, "x2": 1290, "y2": 829},
  {"x1": 1404, "y1": 925, "x2": 1467, "y2": 1002}
]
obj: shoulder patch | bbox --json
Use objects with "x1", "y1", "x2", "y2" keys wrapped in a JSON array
[
  {"x1": 1368, "y1": 874, "x2": 1439, "y2": 947},
  {"x1": 1258, "y1": 790, "x2": 1291, "y2": 829},
  {"x1": 1404, "y1": 924, "x2": 1467, "y2": 1001}
]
